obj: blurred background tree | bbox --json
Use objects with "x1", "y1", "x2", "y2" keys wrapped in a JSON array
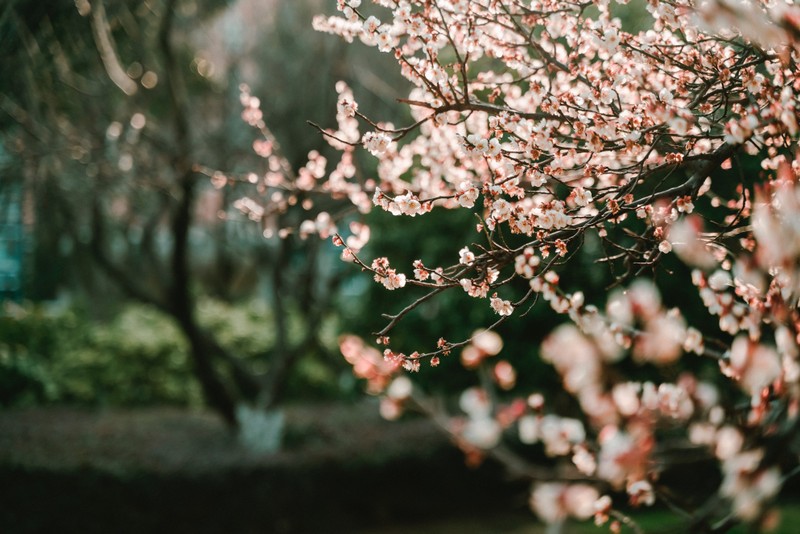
[{"x1": 0, "y1": 0, "x2": 410, "y2": 435}]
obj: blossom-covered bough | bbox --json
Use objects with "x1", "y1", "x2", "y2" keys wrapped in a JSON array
[{"x1": 233, "y1": 0, "x2": 800, "y2": 531}]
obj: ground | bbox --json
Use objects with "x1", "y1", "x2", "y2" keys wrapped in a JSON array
[
  {"x1": 4, "y1": 403, "x2": 796, "y2": 533},
  {"x1": 0, "y1": 401, "x2": 532, "y2": 533}
]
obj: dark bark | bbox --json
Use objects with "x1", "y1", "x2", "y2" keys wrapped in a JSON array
[{"x1": 158, "y1": 0, "x2": 238, "y2": 427}]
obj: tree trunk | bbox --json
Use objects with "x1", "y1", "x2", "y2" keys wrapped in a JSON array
[
  {"x1": 160, "y1": 0, "x2": 238, "y2": 428},
  {"x1": 178, "y1": 317, "x2": 238, "y2": 427}
]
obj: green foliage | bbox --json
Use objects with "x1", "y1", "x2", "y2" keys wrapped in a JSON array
[
  {"x1": 195, "y1": 298, "x2": 345, "y2": 400},
  {"x1": 0, "y1": 299, "x2": 347, "y2": 408},
  {"x1": 0, "y1": 303, "x2": 201, "y2": 407},
  {"x1": 196, "y1": 299, "x2": 276, "y2": 374},
  {"x1": 0, "y1": 306, "x2": 61, "y2": 405}
]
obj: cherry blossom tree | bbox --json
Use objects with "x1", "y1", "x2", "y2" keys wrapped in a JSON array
[{"x1": 234, "y1": 0, "x2": 800, "y2": 530}]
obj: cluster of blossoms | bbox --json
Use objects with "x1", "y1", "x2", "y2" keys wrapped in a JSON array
[
  {"x1": 239, "y1": 86, "x2": 264, "y2": 128},
  {"x1": 371, "y1": 256, "x2": 407, "y2": 290},
  {"x1": 230, "y1": 0, "x2": 800, "y2": 530},
  {"x1": 465, "y1": 134, "x2": 502, "y2": 158},
  {"x1": 362, "y1": 131, "x2": 393, "y2": 155},
  {"x1": 372, "y1": 188, "x2": 429, "y2": 216},
  {"x1": 340, "y1": 334, "x2": 400, "y2": 394}
]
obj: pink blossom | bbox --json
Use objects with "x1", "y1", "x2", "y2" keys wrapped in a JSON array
[
  {"x1": 724, "y1": 336, "x2": 781, "y2": 395},
  {"x1": 490, "y1": 294, "x2": 513, "y2": 316},
  {"x1": 530, "y1": 483, "x2": 600, "y2": 524},
  {"x1": 458, "y1": 246, "x2": 475, "y2": 265},
  {"x1": 471, "y1": 329, "x2": 503, "y2": 356},
  {"x1": 362, "y1": 131, "x2": 392, "y2": 155}
]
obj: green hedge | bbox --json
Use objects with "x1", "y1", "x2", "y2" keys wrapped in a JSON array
[
  {"x1": 0, "y1": 303, "x2": 201, "y2": 407},
  {"x1": 0, "y1": 299, "x2": 343, "y2": 408}
]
